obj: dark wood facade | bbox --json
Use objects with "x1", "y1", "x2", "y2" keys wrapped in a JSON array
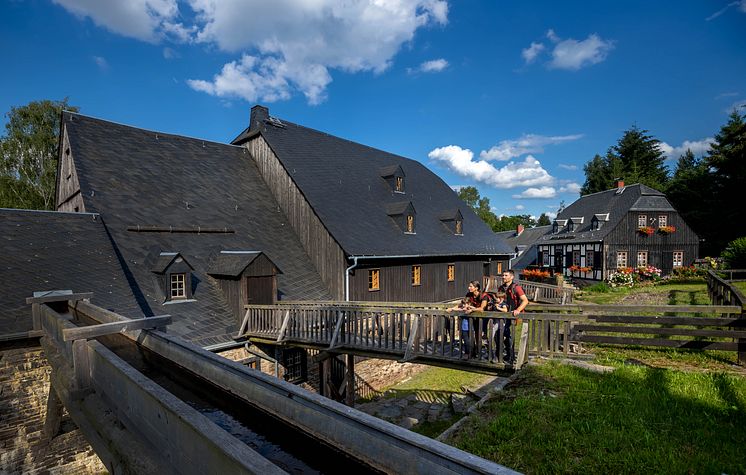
[
  {"x1": 349, "y1": 258, "x2": 503, "y2": 302},
  {"x1": 56, "y1": 126, "x2": 85, "y2": 213},
  {"x1": 212, "y1": 253, "x2": 279, "y2": 325},
  {"x1": 247, "y1": 135, "x2": 347, "y2": 299}
]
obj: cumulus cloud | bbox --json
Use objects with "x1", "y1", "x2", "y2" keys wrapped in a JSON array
[
  {"x1": 515, "y1": 204, "x2": 525, "y2": 210},
  {"x1": 559, "y1": 182, "x2": 582, "y2": 194},
  {"x1": 187, "y1": 0, "x2": 448, "y2": 103},
  {"x1": 521, "y1": 42, "x2": 545, "y2": 64},
  {"x1": 409, "y1": 58, "x2": 449, "y2": 74},
  {"x1": 52, "y1": 0, "x2": 187, "y2": 42},
  {"x1": 558, "y1": 163, "x2": 578, "y2": 170},
  {"x1": 659, "y1": 138, "x2": 715, "y2": 160},
  {"x1": 545, "y1": 210, "x2": 557, "y2": 219},
  {"x1": 548, "y1": 32, "x2": 614, "y2": 70},
  {"x1": 428, "y1": 146, "x2": 554, "y2": 189},
  {"x1": 479, "y1": 133, "x2": 583, "y2": 161},
  {"x1": 512, "y1": 187, "x2": 557, "y2": 199}
]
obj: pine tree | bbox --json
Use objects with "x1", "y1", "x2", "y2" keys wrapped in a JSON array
[{"x1": 537, "y1": 213, "x2": 551, "y2": 226}]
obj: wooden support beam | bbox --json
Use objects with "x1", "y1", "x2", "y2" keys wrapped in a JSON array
[
  {"x1": 516, "y1": 322, "x2": 530, "y2": 369},
  {"x1": 26, "y1": 290, "x2": 93, "y2": 304},
  {"x1": 345, "y1": 354, "x2": 355, "y2": 407},
  {"x1": 402, "y1": 314, "x2": 420, "y2": 362},
  {"x1": 328, "y1": 309, "x2": 346, "y2": 349},
  {"x1": 72, "y1": 339, "x2": 91, "y2": 392},
  {"x1": 62, "y1": 315, "x2": 172, "y2": 342},
  {"x1": 276, "y1": 310, "x2": 291, "y2": 343},
  {"x1": 43, "y1": 382, "x2": 65, "y2": 440}
]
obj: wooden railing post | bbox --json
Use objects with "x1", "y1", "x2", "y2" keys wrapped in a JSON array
[
  {"x1": 402, "y1": 314, "x2": 420, "y2": 361},
  {"x1": 516, "y1": 321, "x2": 530, "y2": 369}
]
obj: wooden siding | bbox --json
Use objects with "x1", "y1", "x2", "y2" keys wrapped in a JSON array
[
  {"x1": 247, "y1": 135, "x2": 346, "y2": 299},
  {"x1": 243, "y1": 253, "x2": 279, "y2": 277},
  {"x1": 604, "y1": 211, "x2": 699, "y2": 275},
  {"x1": 56, "y1": 126, "x2": 85, "y2": 213},
  {"x1": 349, "y1": 258, "x2": 492, "y2": 302}
]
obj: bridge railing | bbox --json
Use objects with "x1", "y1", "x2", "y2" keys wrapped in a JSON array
[{"x1": 483, "y1": 275, "x2": 574, "y2": 304}]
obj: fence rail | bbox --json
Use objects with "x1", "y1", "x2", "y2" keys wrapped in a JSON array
[{"x1": 483, "y1": 275, "x2": 574, "y2": 304}]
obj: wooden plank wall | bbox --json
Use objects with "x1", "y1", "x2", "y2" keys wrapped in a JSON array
[
  {"x1": 247, "y1": 136, "x2": 347, "y2": 300},
  {"x1": 56, "y1": 126, "x2": 85, "y2": 212},
  {"x1": 350, "y1": 258, "x2": 487, "y2": 302}
]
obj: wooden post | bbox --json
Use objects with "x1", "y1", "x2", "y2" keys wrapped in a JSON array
[
  {"x1": 345, "y1": 354, "x2": 355, "y2": 407},
  {"x1": 72, "y1": 339, "x2": 91, "y2": 393},
  {"x1": 43, "y1": 383, "x2": 64, "y2": 440},
  {"x1": 516, "y1": 320, "x2": 530, "y2": 369}
]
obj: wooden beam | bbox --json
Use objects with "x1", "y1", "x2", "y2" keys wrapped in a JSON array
[
  {"x1": 345, "y1": 354, "x2": 355, "y2": 407},
  {"x1": 275, "y1": 310, "x2": 291, "y2": 343},
  {"x1": 0, "y1": 330, "x2": 43, "y2": 342},
  {"x1": 516, "y1": 322, "x2": 530, "y2": 369},
  {"x1": 62, "y1": 315, "x2": 172, "y2": 341},
  {"x1": 402, "y1": 314, "x2": 420, "y2": 362},
  {"x1": 328, "y1": 309, "x2": 346, "y2": 349},
  {"x1": 43, "y1": 382, "x2": 64, "y2": 440},
  {"x1": 26, "y1": 291, "x2": 93, "y2": 304}
]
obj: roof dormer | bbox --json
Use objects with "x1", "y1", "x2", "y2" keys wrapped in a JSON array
[
  {"x1": 569, "y1": 217, "x2": 584, "y2": 232},
  {"x1": 387, "y1": 201, "x2": 416, "y2": 234},
  {"x1": 439, "y1": 209, "x2": 464, "y2": 235},
  {"x1": 552, "y1": 219, "x2": 568, "y2": 234},
  {"x1": 380, "y1": 165, "x2": 406, "y2": 194},
  {"x1": 591, "y1": 213, "x2": 609, "y2": 231},
  {"x1": 151, "y1": 252, "x2": 195, "y2": 302}
]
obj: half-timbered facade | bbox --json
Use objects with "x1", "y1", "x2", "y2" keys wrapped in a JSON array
[{"x1": 530, "y1": 182, "x2": 699, "y2": 280}]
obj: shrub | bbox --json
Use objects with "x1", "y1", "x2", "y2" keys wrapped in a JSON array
[
  {"x1": 606, "y1": 271, "x2": 634, "y2": 288},
  {"x1": 670, "y1": 266, "x2": 706, "y2": 281},
  {"x1": 721, "y1": 236, "x2": 746, "y2": 269},
  {"x1": 637, "y1": 265, "x2": 662, "y2": 281}
]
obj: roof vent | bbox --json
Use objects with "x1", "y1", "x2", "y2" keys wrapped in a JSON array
[{"x1": 266, "y1": 116, "x2": 286, "y2": 128}]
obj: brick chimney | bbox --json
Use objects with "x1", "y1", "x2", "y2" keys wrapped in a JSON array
[
  {"x1": 516, "y1": 224, "x2": 524, "y2": 236},
  {"x1": 250, "y1": 105, "x2": 269, "y2": 131},
  {"x1": 617, "y1": 179, "x2": 625, "y2": 189}
]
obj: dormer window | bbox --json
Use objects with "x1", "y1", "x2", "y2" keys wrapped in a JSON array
[
  {"x1": 552, "y1": 222, "x2": 559, "y2": 234},
  {"x1": 440, "y1": 209, "x2": 464, "y2": 235},
  {"x1": 387, "y1": 201, "x2": 416, "y2": 234},
  {"x1": 455, "y1": 219, "x2": 463, "y2": 235},
  {"x1": 395, "y1": 176, "x2": 404, "y2": 193},
  {"x1": 380, "y1": 165, "x2": 406, "y2": 194},
  {"x1": 170, "y1": 273, "x2": 186, "y2": 299},
  {"x1": 568, "y1": 221, "x2": 575, "y2": 232},
  {"x1": 406, "y1": 214, "x2": 415, "y2": 233},
  {"x1": 592, "y1": 213, "x2": 609, "y2": 231},
  {"x1": 553, "y1": 219, "x2": 568, "y2": 234},
  {"x1": 569, "y1": 217, "x2": 584, "y2": 233}
]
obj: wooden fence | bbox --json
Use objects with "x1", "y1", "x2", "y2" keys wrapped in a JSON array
[{"x1": 483, "y1": 276, "x2": 574, "y2": 304}]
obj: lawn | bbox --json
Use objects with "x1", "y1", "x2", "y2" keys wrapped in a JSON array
[
  {"x1": 574, "y1": 280, "x2": 711, "y2": 305},
  {"x1": 733, "y1": 281, "x2": 746, "y2": 295},
  {"x1": 445, "y1": 360, "x2": 746, "y2": 474}
]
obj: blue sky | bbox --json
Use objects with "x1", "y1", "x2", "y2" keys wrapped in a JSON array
[{"x1": 2, "y1": 1, "x2": 745, "y2": 220}]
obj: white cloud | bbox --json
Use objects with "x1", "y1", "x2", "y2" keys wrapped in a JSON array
[
  {"x1": 479, "y1": 133, "x2": 583, "y2": 161},
  {"x1": 92, "y1": 55, "x2": 108, "y2": 70},
  {"x1": 410, "y1": 58, "x2": 449, "y2": 73},
  {"x1": 512, "y1": 187, "x2": 557, "y2": 199},
  {"x1": 558, "y1": 163, "x2": 578, "y2": 170},
  {"x1": 560, "y1": 182, "x2": 581, "y2": 194},
  {"x1": 659, "y1": 138, "x2": 714, "y2": 160},
  {"x1": 546, "y1": 29, "x2": 560, "y2": 43},
  {"x1": 545, "y1": 211, "x2": 557, "y2": 219},
  {"x1": 515, "y1": 204, "x2": 525, "y2": 210},
  {"x1": 547, "y1": 31, "x2": 614, "y2": 70},
  {"x1": 187, "y1": 0, "x2": 448, "y2": 104},
  {"x1": 163, "y1": 47, "x2": 179, "y2": 59},
  {"x1": 52, "y1": 0, "x2": 185, "y2": 42},
  {"x1": 521, "y1": 42, "x2": 545, "y2": 64},
  {"x1": 428, "y1": 146, "x2": 554, "y2": 189},
  {"x1": 706, "y1": 0, "x2": 746, "y2": 20}
]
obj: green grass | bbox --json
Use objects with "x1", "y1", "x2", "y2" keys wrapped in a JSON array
[
  {"x1": 575, "y1": 281, "x2": 710, "y2": 305},
  {"x1": 733, "y1": 281, "x2": 746, "y2": 295},
  {"x1": 446, "y1": 361, "x2": 746, "y2": 474},
  {"x1": 387, "y1": 367, "x2": 492, "y2": 394}
]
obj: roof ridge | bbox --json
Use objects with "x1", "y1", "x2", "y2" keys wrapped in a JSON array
[{"x1": 63, "y1": 111, "x2": 246, "y2": 150}]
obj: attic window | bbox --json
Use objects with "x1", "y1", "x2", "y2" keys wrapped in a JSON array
[
  {"x1": 552, "y1": 222, "x2": 558, "y2": 234},
  {"x1": 368, "y1": 269, "x2": 380, "y2": 291},
  {"x1": 447, "y1": 264, "x2": 455, "y2": 282},
  {"x1": 406, "y1": 214, "x2": 415, "y2": 233},
  {"x1": 455, "y1": 219, "x2": 463, "y2": 235},
  {"x1": 170, "y1": 273, "x2": 186, "y2": 299},
  {"x1": 395, "y1": 176, "x2": 404, "y2": 193},
  {"x1": 411, "y1": 265, "x2": 421, "y2": 286}
]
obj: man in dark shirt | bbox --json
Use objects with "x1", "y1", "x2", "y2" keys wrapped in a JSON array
[{"x1": 498, "y1": 269, "x2": 528, "y2": 363}]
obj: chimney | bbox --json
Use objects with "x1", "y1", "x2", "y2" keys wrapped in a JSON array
[
  {"x1": 516, "y1": 224, "x2": 524, "y2": 236},
  {"x1": 250, "y1": 105, "x2": 269, "y2": 131},
  {"x1": 617, "y1": 179, "x2": 625, "y2": 189}
]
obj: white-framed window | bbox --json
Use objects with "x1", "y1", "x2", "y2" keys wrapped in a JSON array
[
  {"x1": 406, "y1": 214, "x2": 415, "y2": 233},
  {"x1": 673, "y1": 251, "x2": 684, "y2": 268},
  {"x1": 586, "y1": 250, "x2": 594, "y2": 268},
  {"x1": 572, "y1": 250, "x2": 581, "y2": 266},
  {"x1": 395, "y1": 176, "x2": 404, "y2": 193},
  {"x1": 617, "y1": 251, "x2": 628, "y2": 269},
  {"x1": 659, "y1": 215, "x2": 667, "y2": 227},
  {"x1": 455, "y1": 219, "x2": 463, "y2": 235},
  {"x1": 170, "y1": 273, "x2": 186, "y2": 299},
  {"x1": 543, "y1": 252, "x2": 550, "y2": 266},
  {"x1": 637, "y1": 251, "x2": 648, "y2": 267},
  {"x1": 638, "y1": 214, "x2": 647, "y2": 227}
]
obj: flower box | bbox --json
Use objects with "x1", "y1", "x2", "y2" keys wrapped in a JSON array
[
  {"x1": 638, "y1": 226, "x2": 655, "y2": 236},
  {"x1": 658, "y1": 225, "x2": 676, "y2": 234}
]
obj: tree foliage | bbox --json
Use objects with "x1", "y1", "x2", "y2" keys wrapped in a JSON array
[
  {"x1": 0, "y1": 99, "x2": 78, "y2": 209},
  {"x1": 581, "y1": 126, "x2": 669, "y2": 195},
  {"x1": 457, "y1": 185, "x2": 538, "y2": 232}
]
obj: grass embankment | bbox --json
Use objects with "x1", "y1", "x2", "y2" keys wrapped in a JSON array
[
  {"x1": 574, "y1": 281, "x2": 710, "y2": 305},
  {"x1": 446, "y1": 361, "x2": 746, "y2": 474},
  {"x1": 733, "y1": 281, "x2": 746, "y2": 295}
]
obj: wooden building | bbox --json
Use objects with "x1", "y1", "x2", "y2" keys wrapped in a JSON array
[{"x1": 527, "y1": 181, "x2": 699, "y2": 280}]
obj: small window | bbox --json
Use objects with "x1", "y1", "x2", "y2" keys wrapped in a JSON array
[
  {"x1": 406, "y1": 214, "x2": 415, "y2": 233},
  {"x1": 395, "y1": 176, "x2": 404, "y2": 193},
  {"x1": 617, "y1": 251, "x2": 628, "y2": 269},
  {"x1": 586, "y1": 250, "x2": 594, "y2": 268},
  {"x1": 543, "y1": 252, "x2": 550, "y2": 266},
  {"x1": 637, "y1": 251, "x2": 648, "y2": 267},
  {"x1": 412, "y1": 265, "x2": 421, "y2": 286},
  {"x1": 658, "y1": 215, "x2": 667, "y2": 227},
  {"x1": 447, "y1": 264, "x2": 455, "y2": 282},
  {"x1": 455, "y1": 219, "x2": 463, "y2": 235},
  {"x1": 552, "y1": 223, "x2": 558, "y2": 234},
  {"x1": 282, "y1": 348, "x2": 307, "y2": 384},
  {"x1": 368, "y1": 269, "x2": 380, "y2": 291},
  {"x1": 568, "y1": 222, "x2": 575, "y2": 232},
  {"x1": 638, "y1": 214, "x2": 647, "y2": 227},
  {"x1": 673, "y1": 251, "x2": 684, "y2": 268},
  {"x1": 170, "y1": 273, "x2": 186, "y2": 299},
  {"x1": 572, "y1": 250, "x2": 581, "y2": 267}
]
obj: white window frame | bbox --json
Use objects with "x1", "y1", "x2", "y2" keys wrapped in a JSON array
[
  {"x1": 637, "y1": 251, "x2": 648, "y2": 267},
  {"x1": 586, "y1": 250, "x2": 594, "y2": 268},
  {"x1": 170, "y1": 273, "x2": 186, "y2": 299},
  {"x1": 638, "y1": 214, "x2": 647, "y2": 227},
  {"x1": 659, "y1": 215, "x2": 667, "y2": 227},
  {"x1": 673, "y1": 251, "x2": 684, "y2": 268},
  {"x1": 617, "y1": 251, "x2": 628, "y2": 269}
]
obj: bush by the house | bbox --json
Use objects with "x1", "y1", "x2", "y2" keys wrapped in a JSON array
[
  {"x1": 721, "y1": 236, "x2": 746, "y2": 269},
  {"x1": 521, "y1": 268, "x2": 551, "y2": 283},
  {"x1": 606, "y1": 270, "x2": 635, "y2": 288},
  {"x1": 637, "y1": 265, "x2": 662, "y2": 281},
  {"x1": 670, "y1": 266, "x2": 707, "y2": 281}
]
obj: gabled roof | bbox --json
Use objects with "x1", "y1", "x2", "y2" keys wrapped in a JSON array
[
  {"x1": 495, "y1": 225, "x2": 553, "y2": 249},
  {"x1": 207, "y1": 251, "x2": 281, "y2": 277},
  {"x1": 150, "y1": 252, "x2": 193, "y2": 274},
  {"x1": 62, "y1": 112, "x2": 332, "y2": 346},
  {"x1": 232, "y1": 107, "x2": 511, "y2": 257},
  {"x1": 0, "y1": 209, "x2": 141, "y2": 336},
  {"x1": 536, "y1": 183, "x2": 674, "y2": 245}
]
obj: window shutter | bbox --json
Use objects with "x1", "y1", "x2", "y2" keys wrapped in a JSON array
[{"x1": 662, "y1": 252, "x2": 673, "y2": 272}]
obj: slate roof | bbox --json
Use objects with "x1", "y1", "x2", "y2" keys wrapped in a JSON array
[
  {"x1": 63, "y1": 112, "x2": 332, "y2": 346},
  {"x1": 207, "y1": 251, "x2": 272, "y2": 277},
  {"x1": 495, "y1": 225, "x2": 552, "y2": 271},
  {"x1": 535, "y1": 183, "x2": 675, "y2": 245},
  {"x1": 0, "y1": 209, "x2": 141, "y2": 336},
  {"x1": 232, "y1": 107, "x2": 512, "y2": 257}
]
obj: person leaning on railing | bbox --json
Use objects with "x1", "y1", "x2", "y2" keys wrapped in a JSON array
[{"x1": 497, "y1": 269, "x2": 529, "y2": 364}]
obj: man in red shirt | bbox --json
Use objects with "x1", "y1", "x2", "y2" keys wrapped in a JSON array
[{"x1": 498, "y1": 269, "x2": 528, "y2": 363}]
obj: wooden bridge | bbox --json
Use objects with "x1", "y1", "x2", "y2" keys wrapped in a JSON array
[{"x1": 27, "y1": 291, "x2": 515, "y2": 475}]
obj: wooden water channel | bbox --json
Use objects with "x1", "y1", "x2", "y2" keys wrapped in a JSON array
[{"x1": 28, "y1": 292, "x2": 514, "y2": 475}]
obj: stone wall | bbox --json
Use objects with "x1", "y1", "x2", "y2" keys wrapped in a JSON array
[{"x1": 0, "y1": 344, "x2": 105, "y2": 474}]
